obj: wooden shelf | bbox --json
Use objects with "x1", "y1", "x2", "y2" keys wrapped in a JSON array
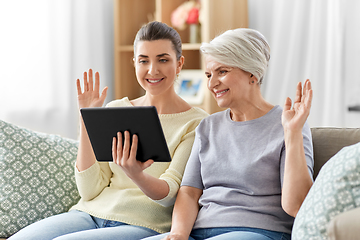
[{"x1": 114, "y1": 0, "x2": 248, "y2": 113}]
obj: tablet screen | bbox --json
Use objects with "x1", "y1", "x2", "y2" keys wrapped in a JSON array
[{"x1": 80, "y1": 106, "x2": 171, "y2": 162}]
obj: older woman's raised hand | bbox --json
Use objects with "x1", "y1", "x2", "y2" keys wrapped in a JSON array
[
  {"x1": 281, "y1": 79, "x2": 313, "y2": 133},
  {"x1": 76, "y1": 69, "x2": 108, "y2": 109}
]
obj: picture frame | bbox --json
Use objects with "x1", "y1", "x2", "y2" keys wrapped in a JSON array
[{"x1": 175, "y1": 70, "x2": 205, "y2": 105}]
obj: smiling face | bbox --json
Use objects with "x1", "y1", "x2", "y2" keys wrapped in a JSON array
[
  {"x1": 205, "y1": 57, "x2": 253, "y2": 109},
  {"x1": 134, "y1": 39, "x2": 184, "y2": 97}
]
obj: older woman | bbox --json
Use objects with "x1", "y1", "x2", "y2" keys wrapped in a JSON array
[{"x1": 144, "y1": 28, "x2": 314, "y2": 240}]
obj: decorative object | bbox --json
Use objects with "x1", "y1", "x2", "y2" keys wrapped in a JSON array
[
  {"x1": 0, "y1": 119, "x2": 80, "y2": 238},
  {"x1": 189, "y1": 23, "x2": 200, "y2": 44},
  {"x1": 176, "y1": 70, "x2": 205, "y2": 105},
  {"x1": 171, "y1": 0, "x2": 201, "y2": 43},
  {"x1": 292, "y1": 142, "x2": 360, "y2": 240}
]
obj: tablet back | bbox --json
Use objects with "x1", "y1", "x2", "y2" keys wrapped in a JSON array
[{"x1": 80, "y1": 106, "x2": 171, "y2": 162}]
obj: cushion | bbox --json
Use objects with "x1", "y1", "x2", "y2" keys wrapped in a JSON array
[
  {"x1": 292, "y1": 142, "x2": 360, "y2": 240},
  {"x1": 0, "y1": 120, "x2": 80, "y2": 238}
]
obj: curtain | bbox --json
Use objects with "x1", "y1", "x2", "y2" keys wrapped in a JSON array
[
  {"x1": 248, "y1": 0, "x2": 360, "y2": 127},
  {"x1": 0, "y1": 0, "x2": 114, "y2": 140}
]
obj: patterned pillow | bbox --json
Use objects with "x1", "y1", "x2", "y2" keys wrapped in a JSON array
[
  {"x1": 292, "y1": 142, "x2": 360, "y2": 240},
  {"x1": 0, "y1": 119, "x2": 80, "y2": 238}
]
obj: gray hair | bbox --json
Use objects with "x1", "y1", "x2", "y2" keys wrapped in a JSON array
[{"x1": 200, "y1": 28, "x2": 270, "y2": 84}]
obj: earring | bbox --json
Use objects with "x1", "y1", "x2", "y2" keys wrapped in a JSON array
[{"x1": 250, "y1": 74, "x2": 255, "y2": 84}]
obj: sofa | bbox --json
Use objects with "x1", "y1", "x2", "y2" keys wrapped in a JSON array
[{"x1": 1, "y1": 119, "x2": 360, "y2": 239}]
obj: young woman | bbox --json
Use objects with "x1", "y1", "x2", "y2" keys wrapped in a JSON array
[
  {"x1": 9, "y1": 21, "x2": 208, "y2": 240},
  {"x1": 144, "y1": 28, "x2": 314, "y2": 240}
]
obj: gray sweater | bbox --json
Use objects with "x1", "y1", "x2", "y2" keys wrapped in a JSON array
[{"x1": 181, "y1": 106, "x2": 314, "y2": 234}]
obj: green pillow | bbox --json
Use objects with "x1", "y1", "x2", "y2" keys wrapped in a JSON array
[
  {"x1": 292, "y1": 142, "x2": 360, "y2": 240},
  {"x1": 0, "y1": 119, "x2": 80, "y2": 238}
]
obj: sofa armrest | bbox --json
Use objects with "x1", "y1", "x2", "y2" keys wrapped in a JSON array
[{"x1": 327, "y1": 207, "x2": 360, "y2": 240}]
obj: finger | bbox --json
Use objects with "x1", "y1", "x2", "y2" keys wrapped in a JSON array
[
  {"x1": 117, "y1": 132, "x2": 123, "y2": 163},
  {"x1": 76, "y1": 79, "x2": 82, "y2": 95},
  {"x1": 305, "y1": 80, "x2": 313, "y2": 106},
  {"x1": 304, "y1": 79, "x2": 311, "y2": 92},
  {"x1": 94, "y1": 72, "x2": 100, "y2": 93},
  {"x1": 294, "y1": 82, "x2": 302, "y2": 104},
  {"x1": 100, "y1": 86, "x2": 108, "y2": 103},
  {"x1": 122, "y1": 131, "x2": 131, "y2": 160},
  {"x1": 301, "y1": 79, "x2": 311, "y2": 104},
  {"x1": 283, "y1": 97, "x2": 292, "y2": 111},
  {"x1": 129, "y1": 134, "x2": 138, "y2": 160},
  {"x1": 83, "y1": 71, "x2": 89, "y2": 91},
  {"x1": 143, "y1": 159, "x2": 154, "y2": 170},
  {"x1": 88, "y1": 69, "x2": 94, "y2": 91},
  {"x1": 302, "y1": 79, "x2": 308, "y2": 93},
  {"x1": 305, "y1": 80, "x2": 312, "y2": 98},
  {"x1": 112, "y1": 136, "x2": 117, "y2": 163},
  {"x1": 305, "y1": 89, "x2": 313, "y2": 110}
]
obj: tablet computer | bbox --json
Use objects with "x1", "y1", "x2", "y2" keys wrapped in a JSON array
[{"x1": 80, "y1": 106, "x2": 171, "y2": 162}]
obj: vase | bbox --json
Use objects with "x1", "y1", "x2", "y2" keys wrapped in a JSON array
[{"x1": 189, "y1": 24, "x2": 200, "y2": 43}]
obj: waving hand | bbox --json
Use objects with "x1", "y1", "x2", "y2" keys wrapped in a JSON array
[
  {"x1": 282, "y1": 79, "x2": 313, "y2": 133},
  {"x1": 76, "y1": 69, "x2": 108, "y2": 109}
]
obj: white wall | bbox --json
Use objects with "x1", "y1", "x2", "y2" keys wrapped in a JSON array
[
  {"x1": 0, "y1": 0, "x2": 114, "y2": 139},
  {"x1": 248, "y1": 0, "x2": 360, "y2": 128}
]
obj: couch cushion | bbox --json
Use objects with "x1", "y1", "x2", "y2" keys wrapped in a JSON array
[
  {"x1": 0, "y1": 120, "x2": 80, "y2": 238},
  {"x1": 292, "y1": 142, "x2": 360, "y2": 239},
  {"x1": 311, "y1": 127, "x2": 360, "y2": 179}
]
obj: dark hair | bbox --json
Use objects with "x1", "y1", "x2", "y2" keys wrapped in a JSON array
[{"x1": 134, "y1": 21, "x2": 182, "y2": 60}]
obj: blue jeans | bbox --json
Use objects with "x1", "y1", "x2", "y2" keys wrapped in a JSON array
[
  {"x1": 144, "y1": 227, "x2": 291, "y2": 240},
  {"x1": 8, "y1": 210, "x2": 159, "y2": 240}
]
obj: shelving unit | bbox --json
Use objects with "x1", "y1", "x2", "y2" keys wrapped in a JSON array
[{"x1": 114, "y1": 0, "x2": 248, "y2": 114}]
